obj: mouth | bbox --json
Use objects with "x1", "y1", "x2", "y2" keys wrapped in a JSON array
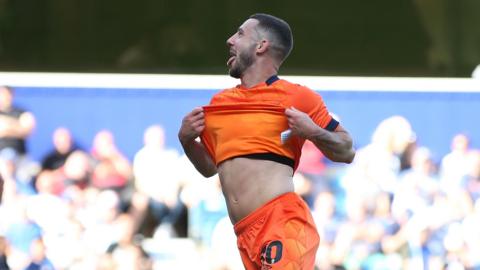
[{"x1": 227, "y1": 50, "x2": 236, "y2": 67}]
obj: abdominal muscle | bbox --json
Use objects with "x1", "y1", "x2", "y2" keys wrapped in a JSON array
[{"x1": 217, "y1": 157, "x2": 295, "y2": 224}]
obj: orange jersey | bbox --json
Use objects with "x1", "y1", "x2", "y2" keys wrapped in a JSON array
[{"x1": 201, "y1": 76, "x2": 338, "y2": 171}]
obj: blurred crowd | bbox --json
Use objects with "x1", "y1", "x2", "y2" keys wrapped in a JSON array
[{"x1": 1, "y1": 85, "x2": 479, "y2": 270}]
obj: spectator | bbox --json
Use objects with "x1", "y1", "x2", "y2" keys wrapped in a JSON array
[
  {"x1": 393, "y1": 147, "x2": 460, "y2": 269},
  {"x1": 0, "y1": 148, "x2": 35, "y2": 198},
  {"x1": 392, "y1": 147, "x2": 439, "y2": 217},
  {"x1": 0, "y1": 150, "x2": 19, "y2": 204},
  {"x1": 298, "y1": 140, "x2": 327, "y2": 176},
  {"x1": 459, "y1": 150, "x2": 480, "y2": 208},
  {"x1": 104, "y1": 213, "x2": 152, "y2": 270},
  {"x1": 440, "y1": 133, "x2": 472, "y2": 191},
  {"x1": 24, "y1": 238, "x2": 55, "y2": 270},
  {"x1": 82, "y1": 189, "x2": 123, "y2": 255},
  {"x1": 91, "y1": 130, "x2": 132, "y2": 192},
  {"x1": 460, "y1": 199, "x2": 480, "y2": 268},
  {"x1": 0, "y1": 237, "x2": 9, "y2": 269},
  {"x1": 132, "y1": 125, "x2": 185, "y2": 237},
  {"x1": 26, "y1": 170, "x2": 69, "y2": 234},
  {"x1": 209, "y1": 216, "x2": 244, "y2": 270},
  {"x1": 292, "y1": 172, "x2": 316, "y2": 207},
  {"x1": 61, "y1": 150, "x2": 93, "y2": 191},
  {"x1": 311, "y1": 190, "x2": 343, "y2": 269},
  {"x1": 330, "y1": 195, "x2": 370, "y2": 269},
  {"x1": 41, "y1": 127, "x2": 77, "y2": 171},
  {"x1": 362, "y1": 192, "x2": 402, "y2": 270},
  {"x1": 0, "y1": 86, "x2": 38, "y2": 190},
  {"x1": 399, "y1": 139, "x2": 418, "y2": 172},
  {"x1": 341, "y1": 116, "x2": 415, "y2": 210},
  {"x1": 295, "y1": 140, "x2": 332, "y2": 206},
  {"x1": 181, "y1": 176, "x2": 227, "y2": 247},
  {"x1": 2, "y1": 111, "x2": 479, "y2": 269},
  {"x1": 3, "y1": 201, "x2": 42, "y2": 270},
  {"x1": 0, "y1": 86, "x2": 36, "y2": 159}
]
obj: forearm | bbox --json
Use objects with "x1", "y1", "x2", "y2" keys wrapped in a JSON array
[
  {"x1": 0, "y1": 114, "x2": 34, "y2": 138},
  {"x1": 3, "y1": 126, "x2": 30, "y2": 138},
  {"x1": 0, "y1": 118, "x2": 21, "y2": 137},
  {"x1": 180, "y1": 139, "x2": 217, "y2": 177},
  {"x1": 308, "y1": 127, "x2": 355, "y2": 164}
]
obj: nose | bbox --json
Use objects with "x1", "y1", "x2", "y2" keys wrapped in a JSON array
[{"x1": 226, "y1": 34, "x2": 235, "y2": 47}]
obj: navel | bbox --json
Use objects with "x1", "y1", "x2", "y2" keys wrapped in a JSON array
[{"x1": 230, "y1": 195, "x2": 239, "y2": 204}]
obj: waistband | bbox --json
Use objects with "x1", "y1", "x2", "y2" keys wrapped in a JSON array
[{"x1": 233, "y1": 192, "x2": 301, "y2": 236}]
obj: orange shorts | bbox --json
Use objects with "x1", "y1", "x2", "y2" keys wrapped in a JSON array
[{"x1": 234, "y1": 192, "x2": 320, "y2": 270}]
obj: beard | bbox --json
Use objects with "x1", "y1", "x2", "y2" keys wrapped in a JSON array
[{"x1": 229, "y1": 45, "x2": 256, "y2": 79}]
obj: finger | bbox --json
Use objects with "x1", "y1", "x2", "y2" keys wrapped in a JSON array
[
  {"x1": 192, "y1": 118, "x2": 205, "y2": 127},
  {"x1": 285, "y1": 108, "x2": 295, "y2": 117},
  {"x1": 191, "y1": 107, "x2": 204, "y2": 114},
  {"x1": 194, "y1": 123, "x2": 205, "y2": 133},
  {"x1": 190, "y1": 111, "x2": 205, "y2": 122},
  {"x1": 187, "y1": 107, "x2": 203, "y2": 118}
]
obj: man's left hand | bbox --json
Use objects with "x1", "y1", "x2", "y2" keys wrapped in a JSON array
[{"x1": 285, "y1": 107, "x2": 318, "y2": 139}]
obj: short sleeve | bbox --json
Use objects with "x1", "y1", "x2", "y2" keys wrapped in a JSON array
[{"x1": 293, "y1": 87, "x2": 338, "y2": 131}]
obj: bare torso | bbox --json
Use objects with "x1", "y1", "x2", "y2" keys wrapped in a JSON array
[{"x1": 217, "y1": 157, "x2": 295, "y2": 224}]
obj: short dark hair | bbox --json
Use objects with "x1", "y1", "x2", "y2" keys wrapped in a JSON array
[{"x1": 249, "y1": 13, "x2": 293, "y2": 63}]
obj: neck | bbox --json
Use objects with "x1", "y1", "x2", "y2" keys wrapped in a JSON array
[{"x1": 239, "y1": 59, "x2": 279, "y2": 88}]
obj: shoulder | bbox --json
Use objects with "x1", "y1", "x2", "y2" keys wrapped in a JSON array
[
  {"x1": 210, "y1": 86, "x2": 239, "y2": 104},
  {"x1": 278, "y1": 79, "x2": 325, "y2": 106},
  {"x1": 278, "y1": 79, "x2": 319, "y2": 97},
  {"x1": 214, "y1": 87, "x2": 237, "y2": 96}
]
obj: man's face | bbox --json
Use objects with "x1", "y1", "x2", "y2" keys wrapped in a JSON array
[{"x1": 226, "y1": 19, "x2": 260, "y2": 78}]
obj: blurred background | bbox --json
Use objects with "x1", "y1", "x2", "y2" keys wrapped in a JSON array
[
  {"x1": 0, "y1": 0, "x2": 480, "y2": 76},
  {"x1": 1, "y1": 1, "x2": 480, "y2": 270}
]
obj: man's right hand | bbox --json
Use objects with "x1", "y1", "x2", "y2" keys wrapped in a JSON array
[
  {"x1": 178, "y1": 107, "x2": 217, "y2": 177},
  {"x1": 178, "y1": 107, "x2": 205, "y2": 145}
]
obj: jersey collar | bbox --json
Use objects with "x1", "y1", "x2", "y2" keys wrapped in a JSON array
[
  {"x1": 266, "y1": 75, "x2": 280, "y2": 86},
  {"x1": 237, "y1": 75, "x2": 280, "y2": 89}
]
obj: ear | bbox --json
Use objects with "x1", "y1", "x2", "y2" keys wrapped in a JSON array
[{"x1": 256, "y1": 39, "x2": 269, "y2": 54}]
